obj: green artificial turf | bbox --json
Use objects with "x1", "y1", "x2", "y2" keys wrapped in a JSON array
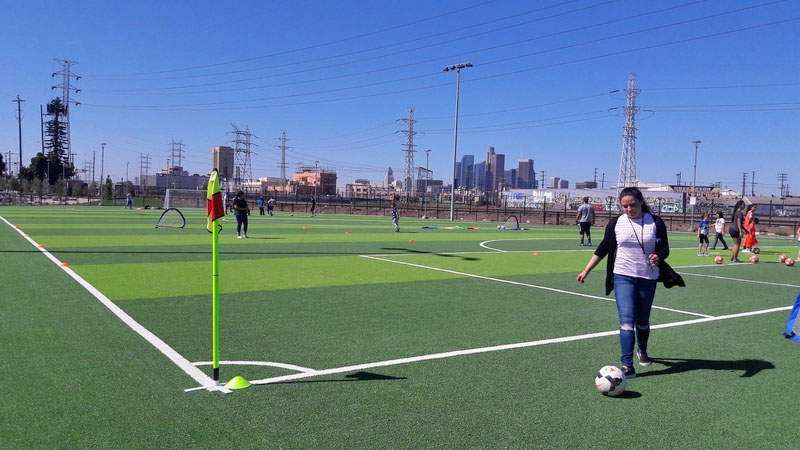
[{"x1": 2, "y1": 206, "x2": 800, "y2": 448}]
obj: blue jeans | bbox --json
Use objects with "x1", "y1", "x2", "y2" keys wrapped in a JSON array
[
  {"x1": 235, "y1": 211, "x2": 248, "y2": 235},
  {"x1": 613, "y1": 274, "x2": 657, "y2": 367}
]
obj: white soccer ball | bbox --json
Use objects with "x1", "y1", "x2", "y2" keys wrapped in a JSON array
[
  {"x1": 595, "y1": 365, "x2": 627, "y2": 396},
  {"x1": 498, "y1": 225, "x2": 505, "y2": 230}
]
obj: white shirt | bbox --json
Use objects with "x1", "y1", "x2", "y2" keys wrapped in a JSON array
[
  {"x1": 714, "y1": 218, "x2": 725, "y2": 233},
  {"x1": 614, "y1": 213, "x2": 659, "y2": 280}
]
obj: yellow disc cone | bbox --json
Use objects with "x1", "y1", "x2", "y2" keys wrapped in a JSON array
[{"x1": 224, "y1": 375, "x2": 251, "y2": 390}]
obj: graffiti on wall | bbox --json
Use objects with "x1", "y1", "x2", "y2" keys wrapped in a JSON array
[{"x1": 504, "y1": 189, "x2": 685, "y2": 213}]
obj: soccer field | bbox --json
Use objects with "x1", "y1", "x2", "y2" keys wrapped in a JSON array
[{"x1": 3, "y1": 206, "x2": 800, "y2": 448}]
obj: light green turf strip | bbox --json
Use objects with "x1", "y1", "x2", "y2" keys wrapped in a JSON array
[{"x1": 74, "y1": 255, "x2": 460, "y2": 300}]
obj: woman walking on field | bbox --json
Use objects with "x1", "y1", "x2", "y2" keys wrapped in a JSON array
[
  {"x1": 576, "y1": 187, "x2": 683, "y2": 378},
  {"x1": 729, "y1": 200, "x2": 745, "y2": 262}
]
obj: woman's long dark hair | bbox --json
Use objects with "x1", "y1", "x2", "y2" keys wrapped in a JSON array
[
  {"x1": 618, "y1": 186, "x2": 651, "y2": 214},
  {"x1": 731, "y1": 200, "x2": 745, "y2": 223}
]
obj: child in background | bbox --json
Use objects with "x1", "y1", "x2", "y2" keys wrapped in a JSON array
[
  {"x1": 711, "y1": 211, "x2": 729, "y2": 250},
  {"x1": 697, "y1": 213, "x2": 710, "y2": 256}
]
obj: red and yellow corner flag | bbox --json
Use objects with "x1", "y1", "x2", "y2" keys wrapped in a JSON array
[{"x1": 207, "y1": 169, "x2": 225, "y2": 233}]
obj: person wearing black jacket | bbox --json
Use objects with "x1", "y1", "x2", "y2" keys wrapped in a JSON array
[{"x1": 577, "y1": 187, "x2": 683, "y2": 378}]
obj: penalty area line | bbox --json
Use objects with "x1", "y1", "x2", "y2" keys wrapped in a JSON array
[
  {"x1": 248, "y1": 304, "x2": 791, "y2": 386},
  {"x1": 0, "y1": 214, "x2": 230, "y2": 394},
  {"x1": 359, "y1": 255, "x2": 711, "y2": 318}
]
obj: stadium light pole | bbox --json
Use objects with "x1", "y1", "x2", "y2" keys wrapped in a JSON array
[
  {"x1": 691, "y1": 140, "x2": 701, "y2": 225},
  {"x1": 443, "y1": 62, "x2": 472, "y2": 221}
]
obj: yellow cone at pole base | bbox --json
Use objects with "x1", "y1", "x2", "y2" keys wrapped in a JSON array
[{"x1": 225, "y1": 376, "x2": 251, "y2": 390}]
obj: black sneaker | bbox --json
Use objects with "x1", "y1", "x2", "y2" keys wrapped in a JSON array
[
  {"x1": 622, "y1": 365, "x2": 636, "y2": 378},
  {"x1": 637, "y1": 349, "x2": 652, "y2": 367}
]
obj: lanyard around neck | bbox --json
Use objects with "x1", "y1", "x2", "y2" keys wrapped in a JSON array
[{"x1": 627, "y1": 214, "x2": 647, "y2": 255}]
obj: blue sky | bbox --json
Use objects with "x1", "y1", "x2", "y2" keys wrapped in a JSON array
[{"x1": 1, "y1": 0, "x2": 798, "y2": 194}]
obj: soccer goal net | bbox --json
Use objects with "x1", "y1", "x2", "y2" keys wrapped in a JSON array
[
  {"x1": 502, "y1": 214, "x2": 521, "y2": 230},
  {"x1": 156, "y1": 208, "x2": 186, "y2": 228},
  {"x1": 164, "y1": 189, "x2": 206, "y2": 209}
]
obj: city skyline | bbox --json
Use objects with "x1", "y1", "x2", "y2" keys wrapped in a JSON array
[{"x1": 1, "y1": 0, "x2": 798, "y2": 194}]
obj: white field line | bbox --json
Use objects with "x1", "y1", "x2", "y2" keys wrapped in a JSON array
[
  {"x1": 360, "y1": 255, "x2": 711, "y2": 318},
  {"x1": 193, "y1": 360, "x2": 316, "y2": 373},
  {"x1": 364, "y1": 244, "x2": 722, "y2": 259},
  {"x1": 249, "y1": 304, "x2": 792, "y2": 386},
  {"x1": 0, "y1": 215, "x2": 231, "y2": 394},
  {"x1": 676, "y1": 271, "x2": 800, "y2": 288}
]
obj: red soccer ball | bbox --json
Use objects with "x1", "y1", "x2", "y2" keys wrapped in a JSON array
[
  {"x1": 753, "y1": 247, "x2": 760, "y2": 254},
  {"x1": 780, "y1": 254, "x2": 788, "y2": 263},
  {"x1": 750, "y1": 255, "x2": 759, "y2": 264},
  {"x1": 714, "y1": 256, "x2": 724, "y2": 264},
  {"x1": 786, "y1": 258, "x2": 795, "y2": 267}
]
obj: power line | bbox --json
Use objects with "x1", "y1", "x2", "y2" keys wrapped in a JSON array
[
  {"x1": 85, "y1": 0, "x2": 503, "y2": 78},
  {"x1": 82, "y1": 16, "x2": 800, "y2": 111}
]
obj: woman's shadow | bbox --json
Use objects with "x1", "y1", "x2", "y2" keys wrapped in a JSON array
[{"x1": 637, "y1": 357, "x2": 775, "y2": 378}]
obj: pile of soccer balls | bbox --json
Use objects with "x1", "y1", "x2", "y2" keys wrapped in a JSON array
[{"x1": 713, "y1": 248, "x2": 795, "y2": 266}]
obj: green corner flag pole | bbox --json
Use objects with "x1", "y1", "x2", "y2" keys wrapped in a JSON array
[
  {"x1": 212, "y1": 215, "x2": 220, "y2": 382},
  {"x1": 207, "y1": 170, "x2": 224, "y2": 383}
]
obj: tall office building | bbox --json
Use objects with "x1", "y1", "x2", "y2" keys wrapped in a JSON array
[
  {"x1": 489, "y1": 152, "x2": 505, "y2": 191},
  {"x1": 517, "y1": 159, "x2": 535, "y2": 189},
  {"x1": 475, "y1": 161, "x2": 487, "y2": 191},
  {"x1": 460, "y1": 154, "x2": 474, "y2": 189},
  {"x1": 504, "y1": 169, "x2": 518, "y2": 189},
  {"x1": 455, "y1": 162, "x2": 462, "y2": 188},
  {"x1": 212, "y1": 146, "x2": 234, "y2": 181},
  {"x1": 385, "y1": 167, "x2": 394, "y2": 185}
]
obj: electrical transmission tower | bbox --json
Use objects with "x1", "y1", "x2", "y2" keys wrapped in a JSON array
[
  {"x1": 397, "y1": 107, "x2": 418, "y2": 193},
  {"x1": 229, "y1": 124, "x2": 257, "y2": 192},
  {"x1": 139, "y1": 154, "x2": 152, "y2": 191},
  {"x1": 169, "y1": 139, "x2": 186, "y2": 168},
  {"x1": 274, "y1": 131, "x2": 291, "y2": 192},
  {"x1": 778, "y1": 173, "x2": 788, "y2": 198},
  {"x1": 51, "y1": 59, "x2": 81, "y2": 176},
  {"x1": 617, "y1": 72, "x2": 639, "y2": 191}
]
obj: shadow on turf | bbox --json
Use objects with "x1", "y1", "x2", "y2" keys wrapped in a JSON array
[
  {"x1": 381, "y1": 248, "x2": 480, "y2": 261},
  {"x1": 638, "y1": 358, "x2": 775, "y2": 378},
  {"x1": 275, "y1": 371, "x2": 406, "y2": 385}
]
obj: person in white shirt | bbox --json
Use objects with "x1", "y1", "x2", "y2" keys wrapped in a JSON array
[
  {"x1": 577, "y1": 187, "x2": 683, "y2": 378},
  {"x1": 711, "y1": 211, "x2": 729, "y2": 250}
]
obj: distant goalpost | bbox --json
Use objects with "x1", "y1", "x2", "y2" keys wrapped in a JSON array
[{"x1": 164, "y1": 189, "x2": 207, "y2": 209}]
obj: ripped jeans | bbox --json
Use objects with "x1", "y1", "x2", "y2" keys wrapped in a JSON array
[{"x1": 613, "y1": 274, "x2": 657, "y2": 367}]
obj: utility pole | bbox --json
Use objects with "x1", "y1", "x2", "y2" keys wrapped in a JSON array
[
  {"x1": 92, "y1": 151, "x2": 96, "y2": 185},
  {"x1": 676, "y1": 172, "x2": 681, "y2": 185},
  {"x1": 741, "y1": 172, "x2": 747, "y2": 198},
  {"x1": 690, "y1": 140, "x2": 701, "y2": 226},
  {"x1": 601, "y1": 172, "x2": 605, "y2": 189},
  {"x1": 593, "y1": 167, "x2": 598, "y2": 185},
  {"x1": 40, "y1": 105, "x2": 45, "y2": 156},
  {"x1": 169, "y1": 139, "x2": 186, "y2": 168},
  {"x1": 100, "y1": 143, "x2": 107, "y2": 187},
  {"x1": 314, "y1": 160, "x2": 319, "y2": 198},
  {"x1": 540, "y1": 170, "x2": 547, "y2": 189},
  {"x1": 424, "y1": 149, "x2": 431, "y2": 217},
  {"x1": 126, "y1": 162, "x2": 129, "y2": 184},
  {"x1": 443, "y1": 62, "x2": 473, "y2": 221},
  {"x1": 751, "y1": 171, "x2": 755, "y2": 196},
  {"x1": 13, "y1": 95, "x2": 24, "y2": 172}
]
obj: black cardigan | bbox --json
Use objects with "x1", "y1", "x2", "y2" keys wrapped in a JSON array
[{"x1": 593, "y1": 213, "x2": 684, "y2": 295}]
